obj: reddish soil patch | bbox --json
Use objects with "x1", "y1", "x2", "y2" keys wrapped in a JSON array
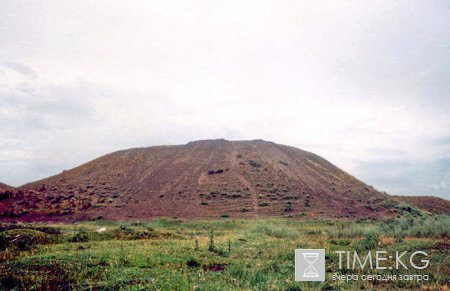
[{"x1": 203, "y1": 264, "x2": 227, "y2": 272}]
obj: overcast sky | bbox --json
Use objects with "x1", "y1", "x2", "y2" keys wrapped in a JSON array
[{"x1": 0, "y1": 1, "x2": 449, "y2": 199}]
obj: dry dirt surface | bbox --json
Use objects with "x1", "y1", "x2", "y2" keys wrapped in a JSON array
[
  {"x1": 0, "y1": 182, "x2": 15, "y2": 215},
  {"x1": 0, "y1": 182, "x2": 13, "y2": 192},
  {"x1": 393, "y1": 195, "x2": 450, "y2": 214},
  {"x1": 0, "y1": 139, "x2": 428, "y2": 222},
  {"x1": 0, "y1": 182, "x2": 14, "y2": 197}
]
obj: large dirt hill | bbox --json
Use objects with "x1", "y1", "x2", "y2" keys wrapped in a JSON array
[{"x1": 0, "y1": 139, "x2": 419, "y2": 221}]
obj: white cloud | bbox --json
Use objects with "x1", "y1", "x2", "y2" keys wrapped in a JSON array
[{"x1": 0, "y1": 1, "x2": 449, "y2": 198}]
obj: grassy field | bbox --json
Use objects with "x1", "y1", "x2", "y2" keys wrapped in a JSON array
[{"x1": 0, "y1": 215, "x2": 449, "y2": 290}]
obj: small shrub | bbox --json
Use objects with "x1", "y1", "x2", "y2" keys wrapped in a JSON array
[
  {"x1": 228, "y1": 264, "x2": 246, "y2": 278},
  {"x1": 0, "y1": 229, "x2": 54, "y2": 251},
  {"x1": 258, "y1": 201, "x2": 268, "y2": 207},
  {"x1": 69, "y1": 228, "x2": 89, "y2": 243},
  {"x1": 248, "y1": 160, "x2": 261, "y2": 168},
  {"x1": 187, "y1": 258, "x2": 200, "y2": 268},
  {"x1": 330, "y1": 239, "x2": 350, "y2": 246},
  {"x1": 250, "y1": 271, "x2": 269, "y2": 286},
  {"x1": 208, "y1": 229, "x2": 215, "y2": 252},
  {"x1": 194, "y1": 238, "x2": 199, "y2": 251},
  {"x1": 357, "y1": 233, "x2": 379, "y2": 251},
  {"x1": 284, "y1": 202, "x2": 293, "y2": 212}
]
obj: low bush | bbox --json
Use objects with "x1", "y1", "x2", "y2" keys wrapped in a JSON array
[
  {"x1": 283, "y1": 202, "x2": 293, "y2": 212},
  {"x1": 69, "y1": 228, "x2": 89, "y2": 242},
  {"x1": 248, "y1": 160, "x2": 261, "y2": 168},
  {"x1": 0, "y1": 229, "x2": 56, "y2": 251},
  {"x1": 0, "y1": 223, "x2": 61, "y2": 234},
  {"x1": 356, "y1": 233, "x2": 379, "y2": 251}
]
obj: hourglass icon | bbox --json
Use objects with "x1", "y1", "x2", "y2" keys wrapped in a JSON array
[
  {"x1": 303, "y1": 252, "x2": 319, "y2": 277},
  {"x1": 295, "y1": 249, "x2": 325, "y2": 281}
]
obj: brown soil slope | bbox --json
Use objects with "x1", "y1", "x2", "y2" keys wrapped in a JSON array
[
  {"x1": 393, "y1": 195, "x2": 450, "y2": 214},
  {"x1": 2, "y1": 139, "x2": 401, "y2": 221},
  {"x1": 0, "y1": 183, "x2": 15, "y2": 215},
  {"x1": 0, "y1": 182, "x2": 13, "y2": 192}
]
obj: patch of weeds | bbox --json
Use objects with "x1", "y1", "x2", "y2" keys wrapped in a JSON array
[
  {"x1": 248, "y1": 160, "x2": 261, "y2": 168},
  {"x1": 356, "y1": 233, "x2": 379, "y2": 251},
  {"x1": 284, "y1": 202, "x2": 293, "y2": 212},
  {"x1": 0, "y1": 229, "x2": 56, "y2": 251},
  {"x1": 186, "y1": 258, "x2": 201, "y2": 268},
  {"x1": 208, "y1": 229, "x2": 216, "y2": 252},
  {"x1": 279, "y1": 160, "x2": 288, "y2": 166},
  {"x1": 69, "y1": 228, "x2": 89, "y2": 243},
  {"x1": 330, "y1": 239, "x2": 350, "y2": 246},
  {"x1": 250, "y1": 271, "x2": 269, "y2": 286}
]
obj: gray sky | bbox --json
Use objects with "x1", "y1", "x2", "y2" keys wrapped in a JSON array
[{"x1": 0, "y1": 0, "x2": 449, "y2": 199}]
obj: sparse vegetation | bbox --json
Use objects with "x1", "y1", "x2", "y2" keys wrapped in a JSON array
[
  {"x1": 248, "y1": 160, "x2": 261, "y2": 168},
  {"x1": 208, "y1": 229, "x2": 216, "y2": 252},
  {"x1": 284, "y1": 201, "x2": 293, "y2": 212},
  {"x1": 0, "y1": 216, "x2": 448, "y2": 290},
  {"x1": 327, "y1": 215, "x2": 450, "y2": 239},
  {"x1": 0, "y1": 229, "x2": 56, "y2": 251},
  {"x1": 356, "y1": 233, "x2": 379, "y2": 251},
  {"x1": 69, "y1": 227, "x2": 89, "y2": 242},
  {"x1": 279, "y1": 160, "x2": 288, "y2": 166}
]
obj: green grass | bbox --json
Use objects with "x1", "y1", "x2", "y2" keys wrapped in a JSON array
[
  {"x1": 0, "y1": 216, "x2": 448, "y2": 290},
  {"x1": 327, "y1": 215, "x2": 450, "y2": 238}
]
